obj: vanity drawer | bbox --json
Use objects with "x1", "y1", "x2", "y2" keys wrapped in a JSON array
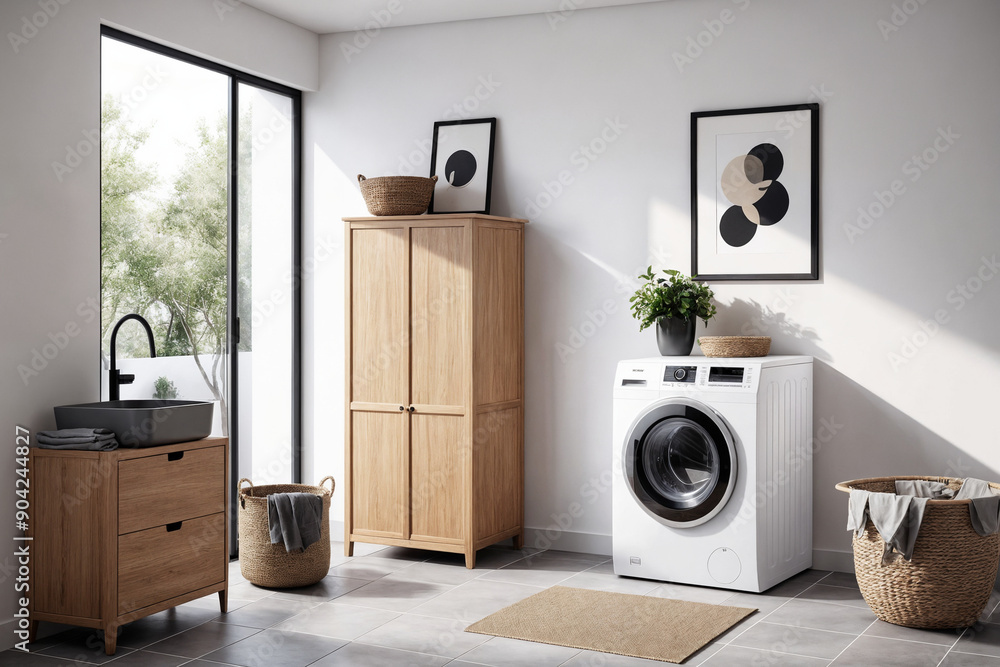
[
  {"x1": 118, "y1": 512, "x2": 226, "y2": 614},
  {"x1": 118, "y1": 446, "x2": 225, "y2": 534}
]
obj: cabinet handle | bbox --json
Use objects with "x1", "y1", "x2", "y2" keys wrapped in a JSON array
[
  {"x1": 167, "y1": 451, "x2": 184, "y2": 461},
  {"x1": 166, "y1": 522, "x2": 182, "y2": 532},
  {"x1": 408, "y1": 406, "x2": 415, "y2": 413},
  {"x1": 399, "y1": 406, "x2": 405, "y2": 411}
]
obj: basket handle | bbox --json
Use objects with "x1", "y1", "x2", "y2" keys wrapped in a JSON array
[
  {"x1": 430, "y1": 174, "x2": 438, "y2": 183},
  {"x1": 357, "y1": 174, "x2": 366, "y2": 184},
  {"x1": 319, "y1": 476, "x2": 336, "y2": 494},
  {"x1": 238, "y1": 478, "x2": 253, "y2": 508}
]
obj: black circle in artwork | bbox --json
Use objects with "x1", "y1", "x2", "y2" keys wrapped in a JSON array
[
  {"x1": 719, "y1": 207, "x2": 758, "y2": 247},
  {"x1": 748, "y1": 143, "x2": 784, "y2": 181},
  {"x1": 755, "y1": 181, "x2": 789, "y2": 226},
  {"x1": 444, "y1": 150, "x2": 477, "y2": 187}
]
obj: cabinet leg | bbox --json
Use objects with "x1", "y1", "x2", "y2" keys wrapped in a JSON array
[
  {"x1": 513, "y1": 533, "x2": 524, "y2": 550},
  {"x1": 346, "y1": 540, "x2": 354, "y2": 557},
  {"x1": 103, "y1": 624, "x2": 117, "y2": 656},
  {"x1": 27, "y1": 620, "x2": 38, "y2": 643},
  {"x1": 465, "y1": 550, "x2": 476, "y2": 569},
  {"x1": 218, "y1": 588, "x2": 228, "y2": 613}
]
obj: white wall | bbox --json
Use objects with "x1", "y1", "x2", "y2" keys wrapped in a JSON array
[
  {"x1": 303, "y1": 0, "x2": 1000, "y2": 568},
  {"x1": 0, "y1": 0, "x2": 316, "y2": 646}
]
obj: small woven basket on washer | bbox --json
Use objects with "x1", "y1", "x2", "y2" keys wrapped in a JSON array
[
  {"x1": 238, "y1": 476, "x2": 334, "y2": 588},
  {"x1": 697, "y1": 336, "x2": 771, "y2": 358},
  {"x1": 836, "y1": 476, "x2": 1000, "y2": 628},
  {"x1": 358, "y1": 174, "x2": 437, "y2": 216}
]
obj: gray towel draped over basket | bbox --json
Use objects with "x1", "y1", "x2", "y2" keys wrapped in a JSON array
[
  {"x1": 837, "y1": 476, "x2": 1000, "y2": 629},
  {"x1": 238, "y1": 477, "x2": 334, "y2": 588}
]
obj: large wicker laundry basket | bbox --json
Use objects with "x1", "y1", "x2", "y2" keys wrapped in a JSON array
[
  {"x1": 836, "y1": 476, "x2": 1000, "y2": 628},
  {"x1": 238, "y1": 476, "x2": 334, "y2": 588}
]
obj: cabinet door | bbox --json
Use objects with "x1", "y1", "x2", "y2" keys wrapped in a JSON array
[
  {"x1": 410, "y1": 226, "x2": 468, "y2": 543},
  {"x1": 348, "y1": 227, "x2": 409, "y2": 538}
]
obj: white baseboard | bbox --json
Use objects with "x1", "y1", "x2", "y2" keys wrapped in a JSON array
[{"x1": 522, "y1": 527, "x2": 612, "y2": 556}]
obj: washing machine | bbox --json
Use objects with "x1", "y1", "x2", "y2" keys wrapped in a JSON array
[{"x1": 612, "y1": 355, "x2": 813, "y2": 593}]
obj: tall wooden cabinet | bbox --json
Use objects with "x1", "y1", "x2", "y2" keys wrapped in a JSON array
[{"x1": 344, "y1": 214, "x2": 526, "y2": 568}]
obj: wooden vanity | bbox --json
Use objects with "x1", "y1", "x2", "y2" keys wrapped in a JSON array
[{"x1": 27, "y1": 437, "x2": 229, "y2": 655}]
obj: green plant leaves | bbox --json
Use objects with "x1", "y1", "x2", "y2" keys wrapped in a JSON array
[{"x1": 629, "y1": 267, "x2": 717, "y2": 331}]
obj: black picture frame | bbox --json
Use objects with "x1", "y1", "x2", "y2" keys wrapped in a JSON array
[
  {"x1": 429, "y1": 117, "x2": 496, "y2": 214},
  {"x1": 691, "y1": 104, "x2": 819, "y2": 281}
]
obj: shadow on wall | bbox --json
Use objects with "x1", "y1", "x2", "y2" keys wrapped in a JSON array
[
  {"x1": 712, "y1": 298, "x2": 827, "y2": 361},
  {"x1": 813, "y1": 359, "x2": 1000, "y2": 550}
]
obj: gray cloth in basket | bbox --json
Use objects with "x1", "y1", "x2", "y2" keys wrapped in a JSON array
[
  {"x1": 895, "y1": 480, "x2": 954, "y2": 499},
  {"x1": 955, "y1": 478, "x2": 1000, "y2": 537},
  {"x1": 847, "y1": 489, "x2": 928, "y2": 563},
  {"x1": 267, "y1": 492, "x2": 322, "y2": 553}
]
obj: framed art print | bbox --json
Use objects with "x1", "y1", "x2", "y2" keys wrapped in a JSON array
[
  {"x1": 691, "y1": 104, "x2": 819, "y2": 281},
  {"x1": 429, "y1": 117, "x2": 496, "y2": 214}
]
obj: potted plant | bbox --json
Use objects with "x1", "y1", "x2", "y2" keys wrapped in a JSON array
[{"x1": 629, "y1": 267, "x2": 717, "y2": 355}]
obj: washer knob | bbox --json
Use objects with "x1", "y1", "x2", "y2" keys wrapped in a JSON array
[{"x1": 673, "y1": 368, "x2": 687, "y2": 381}]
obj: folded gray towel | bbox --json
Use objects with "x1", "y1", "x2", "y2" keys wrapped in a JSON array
[
  {"x1": 895, "y1": 480, "x2": 954, "y2": 499},
  {"x1": 267, "y1": 492, "x2": 322, "y2": 553},
  {"x1": 847, "y1": 489, "x2": 928, "y2": 563},
  {"x1": 36, "y1": 428, "x2": 119, "y2": 451},
  {"x1": 954, "y1": 478, "x2": 1000, "y2": 537}
]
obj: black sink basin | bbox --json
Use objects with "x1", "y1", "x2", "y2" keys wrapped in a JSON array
[{"x1": 54, "y1": 399, "x2": 214, "y2": 447}]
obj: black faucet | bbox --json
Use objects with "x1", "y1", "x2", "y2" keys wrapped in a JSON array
[{"x1": 109, "y1": 314, "x2": 157, "y2": 401}]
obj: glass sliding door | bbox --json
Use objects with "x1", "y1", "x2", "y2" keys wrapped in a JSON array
[
  {"x1": 234, "y1": 83, "x2": 297, "y2": 486},
  {"x1": 100, "y1": 27, "x2": 302, "y2": 558}
]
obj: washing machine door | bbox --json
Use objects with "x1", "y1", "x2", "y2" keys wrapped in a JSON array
[{"x1": 623, "y1": 397, "x2": 737, "y2": 528}]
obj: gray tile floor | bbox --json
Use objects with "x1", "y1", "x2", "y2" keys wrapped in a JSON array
[{"x1": 9, "y1": 542, "x2": 1000, "y2": 666}]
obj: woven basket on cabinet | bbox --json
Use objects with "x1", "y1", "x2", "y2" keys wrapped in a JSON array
[
  {"x1": 238, "y1": 476, "x2": 334, "y2": 588},
  {"x1": 835, "y1": 475, "x2": 1000, "y2": 628},
  {"x1": 358, "y1": 174, "x2": 437, "y2": 216}
]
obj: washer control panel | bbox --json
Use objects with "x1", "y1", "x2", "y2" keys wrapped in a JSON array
[{"x1": 663, "y1": 365, "x2": 697, "y2": 383}]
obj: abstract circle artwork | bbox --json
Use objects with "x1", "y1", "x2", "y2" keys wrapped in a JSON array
[
  {"x1": 718, "y1": 143, "x2": 789, "y2": 247},
  {"x1": 445, "y1": 149, "x2": 477, "y2": 188}
]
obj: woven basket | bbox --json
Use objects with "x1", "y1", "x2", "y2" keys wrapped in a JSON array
[
  {"x1": 697, "y1": 336, "x2": 771, "y2": 358},
  {"x1": 358, "y1": 174, "x2": 437, "y2": 216},
  {"x1": 836, "y1": 476, "x2": 1000, "y2": 628},
  {"x1": 238, "y1": 476, "x2": 334, "y2": 588}
]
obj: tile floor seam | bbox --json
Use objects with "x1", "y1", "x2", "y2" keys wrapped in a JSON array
[
  {"x1": 935, "y1": 625, "x2": 971, "y2": 667},
  {"x1": 720, "y1": 595, "x2": 797, "y2": 644},
  {"x1": 740, "y1": 620, "x2": 861, "y2": 638},
  {"x1": 348, "y1": 635, "x2": 478, "y2": 661},
  {"x1": 826, "y1": 619, "x2": 879, "y2": 664}
]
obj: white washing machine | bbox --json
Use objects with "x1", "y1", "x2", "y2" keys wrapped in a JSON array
[{"x1": 612, "y1": 355, "x2": 813, "y2": 593}]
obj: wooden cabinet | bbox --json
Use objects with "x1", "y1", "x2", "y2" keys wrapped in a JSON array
[
  {"x1": 28, "y1": 437, "x2": 228, "y2": 655},
  {"x1": 344, "y1": 214, "x2": 526, "y2": 568}
]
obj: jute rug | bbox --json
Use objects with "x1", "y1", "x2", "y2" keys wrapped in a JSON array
[{"x1": 465, "y1": 586, "x2": 756, "y2": 664}]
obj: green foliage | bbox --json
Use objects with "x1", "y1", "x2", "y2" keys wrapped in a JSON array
[
  {"x1": 101, "y1": 96, "x2": 234, "y2": 433},
  {"x1": 153, "y1": 376, "x2": 178, "y2": 400},
  {"x1": 628, "y1": 267, "x2": 717, "y2": 331}
]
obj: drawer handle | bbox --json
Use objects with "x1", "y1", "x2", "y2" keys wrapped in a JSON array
[
  {"x1": 167, "y1": 451, "x2": 184, "y2": 461},
  {"x1": 166, "y1": 521, "x2": 182, "y2": 532}
]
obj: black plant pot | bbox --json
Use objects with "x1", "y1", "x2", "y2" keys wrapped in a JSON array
[{"x1": 655, "y1": 316, "x2": 696, "y2": 356}]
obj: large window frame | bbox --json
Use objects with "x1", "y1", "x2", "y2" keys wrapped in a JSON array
[{"x1": 100, "y1": 25, "x2": 303, "y2": 554}]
